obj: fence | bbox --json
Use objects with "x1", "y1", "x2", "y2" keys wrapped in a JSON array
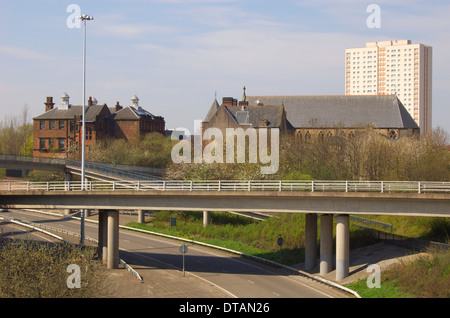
[
  {"x1": 0, "y1": 179, "x2": 449, "y2": 193},
  {"x1": 371, "y1": 229, "x2": 450, "y2": 252},
  {"x1": 350, "y1": 215, "x2": 393, "y2": 233}
]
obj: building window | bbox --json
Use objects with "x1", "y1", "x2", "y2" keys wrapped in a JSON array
[
  {"x1": 305, "y1": 131, "x2": 311, "y2": 142},
  {"x1": 40, "y1": 121, "x2": 45, "y2": 130},
  {"x1": 39, "y1": 138, "x2": 46, "y2": 149},
  {"x1": 70, "y1": 121, "x2": 75, "y2": 133},
  {"x1": 58, "y1": 138, "x2": 65, "y2": 151},
  {"x1": 59, "y1": 121, "x2": 65, "y2": 129},
  {"x1": 318, "y1": 131, "x2": 325, "y2": 141},
  {"x1": 49, "y1": 121, "x2": 55, "y2": 130}
]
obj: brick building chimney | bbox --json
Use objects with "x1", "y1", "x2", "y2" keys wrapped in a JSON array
[
  {"x1": 44, "y1": 97, "x2": 54, "y2": 112},
  {"x1": 115, "y1": 101, "x2": 123, "y2": 112},
  {"x1": 222, "y1": 97, "x2": 238, "y2": 107}
]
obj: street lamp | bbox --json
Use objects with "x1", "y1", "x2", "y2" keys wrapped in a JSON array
[{"x1": 78, "y1": 13, "x2": 93, "y2": 245}]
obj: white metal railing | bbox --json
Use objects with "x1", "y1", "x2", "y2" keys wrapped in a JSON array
[{"x1": 0, "y1": 180, "x2": 449, "y2": 194}]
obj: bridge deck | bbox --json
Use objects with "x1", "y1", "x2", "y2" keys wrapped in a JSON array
[{"x1": 1, "y1": 187, "x2": 448, "y2": 217}]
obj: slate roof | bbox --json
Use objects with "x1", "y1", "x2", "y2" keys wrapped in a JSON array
[
  {"x1": 33, "y1": 104, "x2": 108, "y2": 122},
  {"x1": 106, "y1": 106, "x2": 156, "y2": 121},
  {"x1": 225, "y1": 105, "x2": 284, "y2": 128},
  {"x1": 204, "y1": 99, "x2": 220, "y2": 122},
  {"x1": 203, "y1": 96, "x2": 284, "y2": 128},
  {"x1": 245, "y1": 95, "x2": 418, "y2": 129},
  {"x1": 34, "y1": 102, "x2": 158, "y2": 124}
]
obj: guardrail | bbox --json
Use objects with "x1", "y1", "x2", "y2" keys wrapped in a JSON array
[{"x1": 0, "y1": 180, "x2": 449, "y2": 193}]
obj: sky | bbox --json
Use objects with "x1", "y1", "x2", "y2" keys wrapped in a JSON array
[{"x1": 0, "y1": 0, "x2": 449, "y2": 134}]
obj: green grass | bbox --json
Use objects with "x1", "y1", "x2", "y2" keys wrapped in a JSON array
[
  {"x1": 356, "y1": 215, "x2": 450, "y2": 243},
  {"x1": 128, "y1": 220, "x2": 272, "y2": 257},
  {"x1": 346, "y1": 278, "x2": 414, "y2": 298},
  {"x1": 346, "y1": 247, "x2": 450, "y2": 298}
]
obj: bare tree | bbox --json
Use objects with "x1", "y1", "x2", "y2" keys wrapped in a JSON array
[{"x1": 0, "y1": 105, "x2": 32, "y2": 156}]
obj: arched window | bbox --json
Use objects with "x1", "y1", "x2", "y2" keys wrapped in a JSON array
[
  {"x1": 318, "y1": 131, "x2": 324, "y2": 141},
  {"x1": 389, "y1": 130, "x2": 397, "y2": 139},
  {"x1": 305, "y1": 131, "x2": 311, "y2": 142}
]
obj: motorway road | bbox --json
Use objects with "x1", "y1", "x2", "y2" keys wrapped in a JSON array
[
  {"x1": 0, "y1": 219, "x2": 59, "y2": 243},
  {"x1": 0, "y1": 209, "x2": 349, "y2": 298}
]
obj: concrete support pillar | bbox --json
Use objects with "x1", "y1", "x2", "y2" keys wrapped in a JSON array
[
  {"x1": 138, "y1": 210, "x2": 145, "y2": 223},
  {"x1": 98, "y1": 211, "x2": 108, "y2": 264},
  {"x1": 336, "y1": 214, "x2": 350, "y2": 280},
  {"x1": 320, "y1": 214, "x2": 333, "y2": 275},
  {"x1": 203, "y1": 211, "x2": 211, "y2": 227},
  {"x1": 304, "y1": 213, "x2": 317, "y2": 270},
  {"x1": 107, "y1": 210, "x2": 119, "y2": 269}
]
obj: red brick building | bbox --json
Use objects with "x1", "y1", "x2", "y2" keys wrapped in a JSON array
[
  {"x1": 33, "y1": 93, "x2": 165, "y2": 158},
  {"x1": 107, "y1": 95, "x2": 165, "y2": 143}
]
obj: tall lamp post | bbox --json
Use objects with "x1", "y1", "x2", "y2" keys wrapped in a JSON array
[{"x1": 78, "y1": 13, "x2": 93, "y2": 245}]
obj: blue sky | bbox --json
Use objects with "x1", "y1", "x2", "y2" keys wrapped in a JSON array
[{"x1": 0, "y1": 0, "x2": 449, "y2": 134}]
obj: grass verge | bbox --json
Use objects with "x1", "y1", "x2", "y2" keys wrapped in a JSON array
[{"x1": 345, "y1": 247, "x2": 449, "y2": 298}]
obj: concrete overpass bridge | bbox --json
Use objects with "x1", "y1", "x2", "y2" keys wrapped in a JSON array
[
  {"x1": 1, "y1": 179, "x2": 449, "y2": 281},
  {"x1": 0, "y1": 154, "x2": 164, "y2": 181}
]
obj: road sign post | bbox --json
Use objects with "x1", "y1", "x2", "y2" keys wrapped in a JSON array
[
  {"x1": 179, "y1": 243, "x2": 188, "y2": 276},
  {"x1": 277, "y1": 235, "x2": 284, "y2": 264}
]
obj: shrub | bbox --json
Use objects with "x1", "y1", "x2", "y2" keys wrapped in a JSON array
[
  {"x1": 383, "y1": 247, "x2": 450, "y2": 298},
  {"x1": 0, "y1": 240, "x2": 113, "y2": 298}
]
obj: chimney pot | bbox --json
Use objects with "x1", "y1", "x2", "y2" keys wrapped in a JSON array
[{"x1": 223, "y1": 97, "x2": 238, "y2": 107}]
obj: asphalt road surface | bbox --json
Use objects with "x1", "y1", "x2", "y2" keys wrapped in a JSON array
[
  {"x1": 0, "y1": 209, "x2": 350, "y2": 298},
  {"x1": 0, "y1": 220, "x2": 58, "y2": 243}
]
